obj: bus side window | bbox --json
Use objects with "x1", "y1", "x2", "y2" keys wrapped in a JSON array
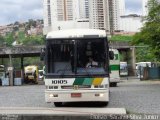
[{"x1": 109, "y1": 51, "x2": 114, "y2": 60}]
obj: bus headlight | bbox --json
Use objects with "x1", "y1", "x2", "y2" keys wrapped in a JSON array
[
  {"x1": 49, "y1": 94, "x2": 54, "y2": 98},
  {"x1": 49, "y1": 94, "x2": 58, "y2": 98},
  {"x1": 100, "y1": 93, "x2": 104, "y2": 97}
]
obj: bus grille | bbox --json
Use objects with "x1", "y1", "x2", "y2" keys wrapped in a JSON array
[{"x1": 61, "y1": 85, "x2": 91, "y2": 89}]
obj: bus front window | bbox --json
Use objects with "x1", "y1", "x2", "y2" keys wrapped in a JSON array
[
  {"x1": 47, "y1": 40, "x2": 74, "y2": 75},
  {"x1": 76, "y1": 38, "x2": 108, "y2": 76},
  {"x1": 46, "y1": 38, "x2": 109, "y2": 77}
]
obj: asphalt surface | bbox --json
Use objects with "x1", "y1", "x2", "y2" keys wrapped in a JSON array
[
  {"x1": 0, "y1": 79, "x2": 160, "y2": 114},
  {"x1": 109, "y1": 80, "x2": 160, "y2": 114}
]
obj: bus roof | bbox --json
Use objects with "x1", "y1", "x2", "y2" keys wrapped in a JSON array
[
  {"x1": 46, "y1": 29, "x2": 106, "y2": 39},
  {"x1": 0, "y1": 65, "x2": 4, "y2": 68},
  {"x1": 136, "y1": 62, "x2": 151, "y2": 65},
  {"x1": 109, "y1": 49, "x2": 119, "y2": 53},
  {"x1": 120, "y1": 62, "x2": 127, "y2": 64}
]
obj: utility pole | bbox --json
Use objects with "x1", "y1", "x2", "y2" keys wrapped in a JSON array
[{"x1": 8, "y1": 54, "x2": 14, "y2": 86}]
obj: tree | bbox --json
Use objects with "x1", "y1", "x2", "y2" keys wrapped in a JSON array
[
  {"x1": 22, "y1": 35, "x2": 45, "y2": 45},
  {"x1": 0, "y1": 35, "x2": 5, "y2": 46},
  {"x1": 28, "y1": 19, "x2": 36, "y2": 28},
  {"x1": 133, "y1": 0, "x2": 160, "y2": 60},
  {"x1": 5, "y1": 32, "x2": 15, "y2": 46},
  {"x1": 14, "y1": 21, "x2": 19, "y2": 25}
]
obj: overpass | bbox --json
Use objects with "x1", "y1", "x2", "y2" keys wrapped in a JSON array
[
  {"x1": 0, "y1": 42, "x2": 132, "y2": 58},
  {"x1": 0, "y1": 42, "x2": 142, "y2": 77},
  {"x1": 0, "y1": 46, "x2": 43, "y2": 58}
]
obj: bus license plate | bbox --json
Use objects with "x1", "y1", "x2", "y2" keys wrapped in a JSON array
[{"x1": 71, "y1": 93, "x2": 81, "y2": 98}]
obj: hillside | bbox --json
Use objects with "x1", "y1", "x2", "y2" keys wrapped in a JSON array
[{"x1": 0, "y1": 19, "x2": 44, "y2": 47}]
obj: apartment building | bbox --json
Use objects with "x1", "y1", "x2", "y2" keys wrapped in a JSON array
[
  {"x1": 89, "y1": 0, "x2": 125, "y2": 33},
  {"x1": 43, "y1": 0, "x2": 89, "y2": 34},
  {"x1": 43, "y1": 0, "x2": 126, "y2": 34},
  {"x1": 78, "y1": 0, "x2": 89, "y2": 19},
  {"x1": 108, "y1": 0, "x2": 125, "y2": 32},
  {"x1": 142, "y1": 0, "x2": 149, "y2": 16},
  {"x1": 142, "y1": 0, "x2": 160, "y2": 16},
  {"x1": 89, "y1": 0, "x2": 109, "y2": 31}
]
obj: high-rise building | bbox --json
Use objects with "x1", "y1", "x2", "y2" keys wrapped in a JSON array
[
  {"x1": 118, "y1": 0, "x2": 125, "y2": 16},
  {"x1": 89, "y1": 0, "x2": 125, "y2": 33},
  {"x1": 108, "y1": 0, "x2": 125, "y2": 32},
  {"x1": 43, "y1": 0, "x2": 52, "y2": 28},
  {"x1": 142, "y1": 0, "x2": 149, "y2": 16},
  {"x1": 142, "y1": 0, "x2": 160, "y2": 16},
  {"x1": 43, "y1": 0, "x2": 125, "y2": 34},
  {"x1": 89, "y1": 0, "x2": 110, "y2": 31},
  {"x1": 43, "y1": 0, "x2": 89, "y2": 34},
  {"x1": 78, "y1": 0, "x2": 89, "y2": 19}
]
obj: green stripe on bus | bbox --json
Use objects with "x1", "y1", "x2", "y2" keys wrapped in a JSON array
[
  {"x1": 83, "y1": 78, "x2": 94, "y2": 85},
  {"x1": 110, "y1": 65, "x2": 120, "y2": 71},
  {"x1": 73, "y1": 78, "x2": 85, "y2": 85},
  {"x1": 73, "y1": 78, "x2": 105, "y2": 85}
]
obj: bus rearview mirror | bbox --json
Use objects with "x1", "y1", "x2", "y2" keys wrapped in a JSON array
[{"x1": 40, "y1": 48, "x2": 45, "y2": 61}]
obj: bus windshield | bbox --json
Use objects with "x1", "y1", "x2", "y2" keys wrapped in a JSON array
[{"x1": 46, "y1": 38, "x2": 109, "y2": 78}]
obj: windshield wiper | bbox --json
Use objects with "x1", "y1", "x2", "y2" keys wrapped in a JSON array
[
  {"x1": 59, "y1": 62, "x2": 94, "y2": 78},
  {"x1": 77, "y1": 62, "x2": 93, "y2": 78}
]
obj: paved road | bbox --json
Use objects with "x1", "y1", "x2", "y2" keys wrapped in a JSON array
[
  {"x1": 109, "y1": 80, "x2": 160, "y2": 114},
  {"x1": 0, "y1": 80, "x2": 160, "y2": 114}
]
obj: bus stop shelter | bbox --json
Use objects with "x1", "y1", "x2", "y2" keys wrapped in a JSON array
[{"x1": 0, "y1": 46, "x2": 43, "y2": 86}]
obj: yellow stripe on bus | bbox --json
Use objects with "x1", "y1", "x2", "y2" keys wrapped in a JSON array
[{"x1": 92, "y1": 78, "x2": 103, "y2": 85}]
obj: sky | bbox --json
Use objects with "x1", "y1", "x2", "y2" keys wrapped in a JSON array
[
  {"x1": 0, "y1": 0, "x2": 142, "y2": 26},
  {"x1": 125, "y1": 0, "x2": 142, "y2": 15}
]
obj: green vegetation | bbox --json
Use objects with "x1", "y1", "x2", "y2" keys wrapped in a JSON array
[
  {"x1": 1, "y1": 57, "x2": 44, "y2": 70},
  {"x1": 136, "y1": 44, "x2": 155, "y2": 62},
  {"x1": 22, "y1": 35, "x2": 45, "y2": 45},
  {"x1": 0, "y1": 19, "x2": 44, "y2": 69},
  {"x1": 110, "y1": 35, "x2": 133, "y2": 42},
  {"x1": 0, "y1": 19, "x2": 44, "y2": 47},
  {"x1": 5, "y1": 32, "x2": 15, "y2": 46},
  {"x1": 17, "y1": 31, "x2": 26, "y2": 43},
  {"x1": 132, "y1": 0, "x2": 160, "y2": 61},
  {"x1": 0, "y1": 35, "x2": 5, "y2": 46}
]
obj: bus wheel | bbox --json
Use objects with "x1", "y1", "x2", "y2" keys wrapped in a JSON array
[
  {"x1": 24, "y1": 79, "x2": 29, "y2": 84},
  {"x1": 110, "y1": 82, "x2": 117, "y2": 87},
  {"x1": 33, "y1": 80, "x2": 38, "y2": 84},
  {"x1": 54, "y1": 102, "x2": 62, "y2": 107}
]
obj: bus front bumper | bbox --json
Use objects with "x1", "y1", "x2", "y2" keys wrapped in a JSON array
[
  {"x1": 110, "y1": 77, "x2": 121, "y2": 83},
  {"x1": 45, "y1": 89, "x2": 109, "y2": 103}
]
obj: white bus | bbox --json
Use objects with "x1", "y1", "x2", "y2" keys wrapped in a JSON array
[
  {"x1": 120, "y1": 62, "x2": 128, "y2": 76},
  {"x1": 109, "y1": 49, "x2": 120, "y2": 87},
  {"x1": 0, "y1": 65, "x2": 5, "y2": 85},
  {"x1": 41, "y1": 29, "x2": 113, "y2": 107}
]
